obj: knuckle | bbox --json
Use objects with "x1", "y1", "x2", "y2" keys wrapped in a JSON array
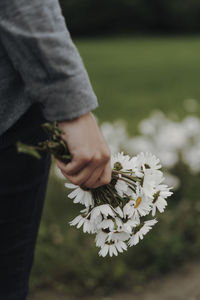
[
  {"x1": 99, "y1": 175, "x2": 111, "y2": 186},
  {"x1": 93, "y1": 150, "x2": 111, "y2": 164},
  {"x1": 93, "y1": 153, "x2": 102, "y2": 163},
  {"x1": 102, "y1": 149, "x2": 111, "y2": 162},
  {"x1": 79, "y1": 153, "x2": 92, "y2": 164}
]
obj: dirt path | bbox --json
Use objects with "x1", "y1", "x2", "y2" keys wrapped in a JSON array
[{"x1": 29, "y1": 260, "x2": 200, "y2": 300}]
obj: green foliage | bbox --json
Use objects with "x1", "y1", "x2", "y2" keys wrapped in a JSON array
[
  {"x1": 17, "y1": 141, "x2": 42, "y2": 160},
  {"x1": 77, "y1": 36, "x2": 200, "y2": 132},
  {"x1": 30, "y1": 37, "x2": 200, "y2": 296},
  {"x1": 17, "y1": 123, "x2": 71, "y2": 164}
]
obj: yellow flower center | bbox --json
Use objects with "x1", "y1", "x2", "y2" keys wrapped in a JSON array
[{"x1": 134, "y1": 197, "x2": 142, "y2": 208}]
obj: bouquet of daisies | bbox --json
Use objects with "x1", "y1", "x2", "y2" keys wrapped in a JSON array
[
  {"x1": 17, "y1": 123, "x2": 173, "y2": 257},
  {"x1": 66, "y1": 152, "x2": 172, "y2": 257}
]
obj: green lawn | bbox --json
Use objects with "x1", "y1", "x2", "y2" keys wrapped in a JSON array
[
  {"x1": 31, "y1": 36, "x2": 200, "y2": 296},
  {"x1": 76, "y1": 36, "x2": 200, "y2": 133}
]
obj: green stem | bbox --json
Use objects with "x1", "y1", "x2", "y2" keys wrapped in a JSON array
[
  {"x1": 112, "y1": 170, "x2": 141, "y2": 183},
  {"x1": 112, "y1": 174, "x2": 137, "y2": 191}
]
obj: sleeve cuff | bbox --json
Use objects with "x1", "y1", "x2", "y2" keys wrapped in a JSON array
[{"x1": 41, "y1": 90, "x2": 99, "y2": 122}]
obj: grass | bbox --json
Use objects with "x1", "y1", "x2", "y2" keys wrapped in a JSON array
[
  {"x1": 30, "y1": 36, "x2": 200, "y2": 296},
  {"x1": 75, "y1": 36, "x2": 200, "y2": 133}
]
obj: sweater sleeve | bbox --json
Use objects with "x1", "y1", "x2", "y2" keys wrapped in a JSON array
[{"x1": 0, "y1": 0, "x2": 98, "y2": 121}]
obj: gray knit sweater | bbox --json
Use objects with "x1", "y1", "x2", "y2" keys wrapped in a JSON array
[{"x1": 0, "y1": 0, "x2": 98, "y2": 136}]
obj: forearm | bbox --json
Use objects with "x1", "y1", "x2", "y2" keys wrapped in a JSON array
[{"x1": 0, "y1": 0, "x2": 98, "y2": 121}]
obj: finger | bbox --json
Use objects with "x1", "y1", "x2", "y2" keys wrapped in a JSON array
[
  {"x1": 92, "y1": 162, "x2": 112, "y2": 189},
  {"x1": 60, "y1": 170, "x2": 70, "y2": 180},
  {"x1": 64, "y1": 147, "x2": 110, "y2": 176},
  {"x1": 56, "y1": 154, "x2": 90, "y2": 175},
  {"x1": 56, "y1": 159, "x2": 69, "y2": 172},
  {"x1": 57, "y1": 150, "x2": 110, "y2": 176},
  {"x1": 67, "y1": 151, "x2": 111, "y2": 186},
  {"x1": 63, "y1": 162, "x2": 104, "y2": 186},
  {"x1": 82, "y1": 166, "x2": 105, "y2": 189}
]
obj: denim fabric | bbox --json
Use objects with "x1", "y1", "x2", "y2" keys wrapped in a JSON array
[{"x1": 0, "y1": 104, "x2": 51, "y2": 300}]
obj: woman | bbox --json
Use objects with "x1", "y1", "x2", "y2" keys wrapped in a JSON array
[{"x1": 0, "y1": 0, "x2": 111, "y2": 299}]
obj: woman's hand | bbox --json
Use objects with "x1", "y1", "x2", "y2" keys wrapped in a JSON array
[{"x1": 56, "y1": 112, "x2": 112, "y2": 189}]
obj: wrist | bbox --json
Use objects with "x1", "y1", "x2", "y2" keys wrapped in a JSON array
[{"x1": 57, "y1": 112, "x2": 92, "y2": 127}]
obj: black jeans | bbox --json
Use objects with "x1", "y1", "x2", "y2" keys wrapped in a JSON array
[{"x1": 0, "y1": 104, "x2": 51, "y2": 300}]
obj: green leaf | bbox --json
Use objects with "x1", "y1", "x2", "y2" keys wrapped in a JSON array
[{"x1": 16, "y1": 141, "x2": 41, "y2": 159}]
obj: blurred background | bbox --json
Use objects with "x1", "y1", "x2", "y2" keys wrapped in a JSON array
[{"x1": 30, "y1": 1, "x2": 200, "y2": 299}]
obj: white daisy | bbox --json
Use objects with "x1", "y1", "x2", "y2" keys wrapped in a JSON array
[
  {"x1": 115, "y1": 240, "x2": 128, "y2": 253},
  {"x1": 107, "y1": 231, "x2": 130, "y2": 243},
  {"x1": 136, "y1": 152, "x2": 161, "y2": 171},
  {"x1": 114, "y1": 206, "x2": 124, "y2": 218},
  {"x1": 97, "y1": 219, "x2": 115, "y2": 231},
  {"x1": 69, "y1": 207, "x2": 96, "y2": 234},
  {"x1": 98, "y1": 240, "x2": 127, "y2": 257},
  {"x1": 66, "y1": 149, "x2": 172, "y2": 257},
  {"x1": 128, "y1": 219, "x2": 158, "y2": 246},
  {"x1": 65, "y1": 183, "x2": 94, "y2": 207},
  {"x1": 111, "y1": 152, "x2": 132, "y2": 170},
  {"x1": 83, "y1": 219, "x2": 95, "y2": 234},
  {"x1": 123, "y1": 217, "x2": 140, "y2": 234},
  {"x1": 99, "y1": 243, "x2": 117, "y2": 257},
  {"x1": 123, "y1": 201, "x2": 134, "y2": 218},
  {"x1": 95, "y1": 230, "x2": 108, "y2": 247},
  {"x1": 152, "y1": 185, "x2": 173, "y2": 216},
  {"x1": 69, "y1": 215, "x2": 89, "y2": 230},
  {"x1": 90, "y1": 204, "x2": 115, "y2": 222},
  {"x1": 126, "y1": 187, "x2": 152, "y2": 219},
  {"x1": 69, "y1": 215, "x2": 84, "y2": 227},
  {"x1": 142, "y1": 169, "x2": 164, "y2": 199},
  {"x1": 115, "y1": 179, "x2": 129, "y2": 197},
  {"x1": 115, "y1": 216, "x2": 125, "y2": 230}
]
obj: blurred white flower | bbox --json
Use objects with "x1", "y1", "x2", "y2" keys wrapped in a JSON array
[
  {"x1": 126, "y1": 137, "x2": 153, "y2": 155},
  {"x1": 156, "y1": 150, "x2": 178, "y2": 169},
  {"x1": 156, "y1": 122, "x2": 187, "y2": 151},
  {"x1": 182, "y1": 116, "x2": 200, "y2": 137},
  {"x1": 123, "y1": 109, "x2": 200, "y2": 175},
  {"x1": 101, "y1": 120, "x2": 128, "y2": 154},
  {"x1": 163, "y1": 172, "x2": 180, "y2": 190},
  {"x1": 182, "y1": 141, "x2": 200, "y2": 174},
  {"x1": 139, "y1": 110, "x2": 165, "y2": 135},
  {"x1": 183, "y1": 98, "x2": 199, "y2": 113}
]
